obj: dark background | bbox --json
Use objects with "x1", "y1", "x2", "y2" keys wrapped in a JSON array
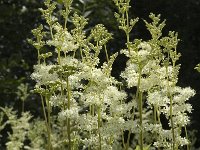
[{"x1": 0, "y1": 0, "x2": 200, "y2": 148}]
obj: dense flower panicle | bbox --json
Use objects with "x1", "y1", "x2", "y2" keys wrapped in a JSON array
[
  {"x1": 78, "y1": 114, "x2": 98, "y2": 131},
  {"x1": 138, "y1": 42, "x2": 152, "y2": 51},
  {"x1": 121, "y1": 62, "x2": 138, "y2": 88},
  {"x1": 147, "y1": 90, "x2": 170, "y2": 106},
  {"x1": 104, "y1": 86, "x2": 126, "y2": 105},
  {"x1": 31, "y1": 64, "x2": 58, "y2": 85},
  {"x1": 47, "y1": 24, "x2": 78, "y2": 53},
  {"x1": 120, "y1": 13, "x2": 196, "y2": 149},
  {"x1": 58, "y1": 107, "x2": 79, "y2": 120},
  {"x1": 60, "y1": 56, "x2": 79, "y2": 67}
]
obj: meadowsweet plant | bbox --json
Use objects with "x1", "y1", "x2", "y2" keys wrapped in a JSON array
[{"x1": 0, "y1": 0, "x2": 196, "y2": 150}]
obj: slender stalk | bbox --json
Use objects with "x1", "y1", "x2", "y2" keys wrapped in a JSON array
[
  {"x1": 49, "y1": 14, "x2": 54, "y2": 39},
  {"x1": 46, "y1": 96, "x2": 52, "y2": 150},
  {"x1": 61, "y1": 83, "x2": 66, "y2": 110},
  {"x1": 154, "y1": 105, "x2": 161, "y2": 150},
  {"x1": 92, "y1": 104, "x2": 95, "y2": 116},
  {"x1": 67, "y1": 118, "x2": 71, "y2": 150},
  {"x1": 41, "y1": 95, "x2": 48, "y2": 126},
  {"x1": 66, "y1": 76, "x2": 71, "y2": 150},
  {"x1": 36, "y1": 37, "x2": 41, "y2": 64},
  {"x1": 137, "y1": 68, "x2": 143, "y2": 150},
  {"x1": 58, "y1": 48, "x2": 61, "y2": 65},
  {"x1": 166, "y1": 64, "x2": 175, "y2": 150},
  {"x1": 49, "y1": 24, "x2": 54, "y2": 39},
  {"x1": 125, "y1": 129, "x2": 131, "y2": 150},
  {"x1": 165, "y1": 50, "x2": 176, "y2": 150},
  {"x1": 109, "y1": 135, "x2": 113, "y2": 145},
  {"x1": 89, "y1": 104, "x2": 95, "y2": 116},
  {"x1": 73, "y1": 50, "x2": 76, "y2": 58},
  {"x1": 122, "y1": 130, "x2": 126, "y2": 149},
  {"x1": 97, "y1": 106, "x2": 102, "y2": 150},
  {"x1": 125, "y1": 9, "x2": 130, "y2": 54},
  {"x1": 41, "y1": 95, "x2": 52, "y2": 150},
  {"x1": 64, "y1": 12, "x2": 68, "y2": 30},
  {"x1": 37, "y1": 49, "x2": 41, "y2": 64},
  {"x1": 104, "y1": 45, "x2": 109, "y2": 62},
  {"x1": 153, "y1": 105, "x2": 157, "y2": 124},
  {"x1": 157, "y1": 107, "x2": 161, "y2": 124},
  {"x1": 50, "y1": 27, "x2": 53, "y2": 39},
  {"x1": 169, "y1": 95, "x2": 175, "y2": 150},
  {"x1": 126, "y1": 31, "x2": 130, "y2": 52},
  {"x1": 126, "y1": 107, "x2": 135, "y2": 150},
  {"x1": 184, "y1": 126, "x2": 190, "y2": 150},
  {"x1": 136, "y1": 68, "x2": 142, "y2": 104},
  {"x1": 89, "y1": 105, "x2": 92, "y2": 115},
  {"x1": 139, "y1": 91, "x2": 143, "y2": 150},
  {"x1": 80, "y1": 47, "x2": 83, "y2": 60}
]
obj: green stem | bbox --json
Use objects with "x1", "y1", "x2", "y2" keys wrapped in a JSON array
[
  {"x1": 166, "y1": 65, "x2": 175, "y2": 150},
  {"x1": 67, "y1": 78, "x2": 71, "y2": 110},
  {"x1": 49, "y1": 14, "x2": 54, "y2": 39},
  {"x1": 125, "y1": 129, "x2": 131, "y2": 150},
  {"x1": 136, "y1": 68, "x2": 142, "y2": 101},
  {"x1": 64, "y1": 52, "x2": 67, "y2": 58},
  {"x1": 89, "y1": 104, "x2": 94, "y2": 116},
  {"x1": 109, "y1": 135, "x2": 113, "y2": 145},
  {"x1": 73, "y1": 50, "x2": 76, "y2": 58},
  {"x1": 67, "y1": 118, "x2": 71, "y2": 150},
  {"x1": 122, "y1": 130, "x2": 126, "y2": 149},
  {"x1": 139, "y1": 91, "x2": 143, "y2": 150},
  {"x1": 58, "y1": 48, "x2": 61, "y2": 65},
  {"x1": 67, "y1": 76, "x2": 71, "y2": 150},
  {"x1": 125, "y1": 10, "x2": 130, "y2": 54},
  {"x1": 104, "y1": 45, "x2": 109, "y2": 62},
  {"x1": 37, "y1": 49, "x2": 41, "y2": 64},
  {"x1": 97, "y1": 106, "x2": 102, "y2": 150},
  {"x1": 185, "y1": 126, "x2": 190, "y2": 150},
  {"x1": 157, "y1": 107, "x2": 161, "y2": 124},
  {"x1": 153, "y1": 105, "x2": 157, "y2": 124},
  {"x1": 50, "y1": 25, "x2": 54, "y2": 39},
  {"x1": 154, "y1": 105, "x2": 161, "y2": 150},
  {"x1": 46, "y1": 96, "x2": 52, "y2": 150},
  {"x1": 41, "y1": 95, "x2": 52, "y2": 150},
  {"x1": 170, "y1": 95, "x2": 175, "y2": 150},
  {"x1": 126, "y1": 108, "x2": 135, "y2": 150},
  {"x1": 61, "y1": 83, "x2": 66, "y2": 110},
  {"x1": 41, "y1": 95, "x2": 48, "y2": 126},
  {"x1": 64, "y1": 14, "x2": 68, "y2": 30},
  {"x1": 136, "y1": 68, "x2": 143, "y2": 150},
  {"x1": 80, "y1": 47, "x2": 83, "y2": 60}
]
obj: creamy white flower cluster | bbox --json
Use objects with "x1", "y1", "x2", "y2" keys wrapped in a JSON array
[
  {"x1": 29, "y1": 1, "x2": 130, "y2": 148},
  {"x1": 120, "y1": 13, "x2": 195, "y2": 149}
]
